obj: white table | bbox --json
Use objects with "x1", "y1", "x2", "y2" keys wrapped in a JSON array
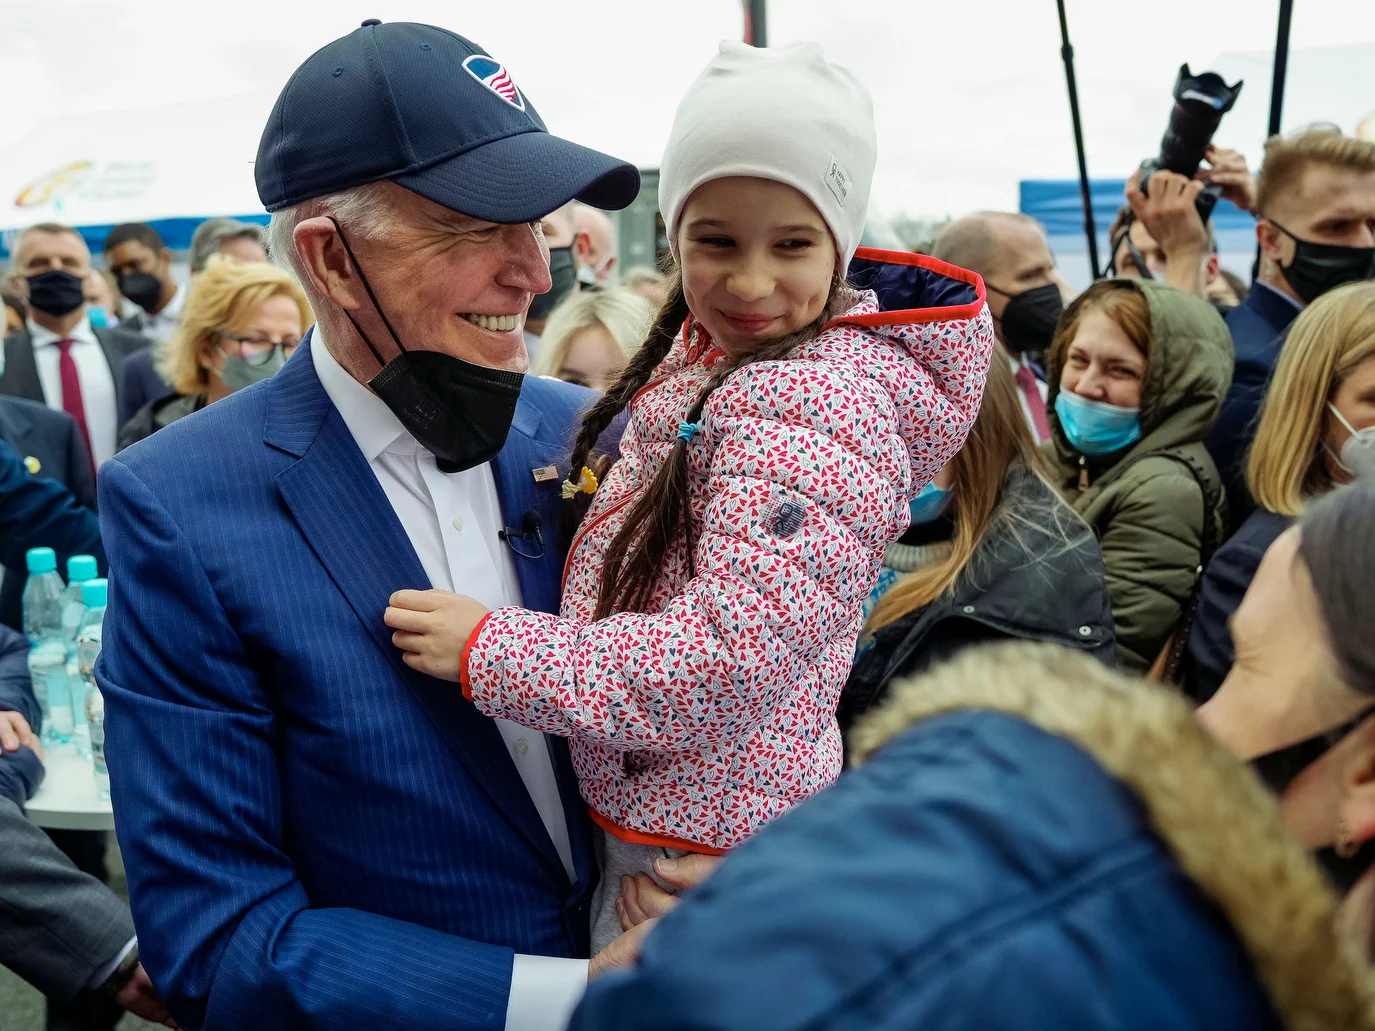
[{"x1": 25, "y1": 742, "x2": 113, "y2": 831}]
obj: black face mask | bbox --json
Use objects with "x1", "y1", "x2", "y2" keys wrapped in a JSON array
[
  {"x1": 1271, "y1": 221, "x2": 1375, "y2": 305},
  {"x1": 26, "y1": 269, "x2": 87, "y2": 317},
  {"x1": 328, "y1": 218, "x2": 524, "y2": 474},
  {"x1": 993, "y1": 283, "x2": 1064, "y2": 353},
  {"x1": 117, "y1": 271, "x2": 165, "y2": 314},
  {"x1": 526, "y1": 246, "x2": 577, "y2": 322}
]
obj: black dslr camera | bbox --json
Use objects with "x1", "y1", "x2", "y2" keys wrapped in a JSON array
[{"x1": 1138, "y1": 64, "x2": 1244, "y2": 223}]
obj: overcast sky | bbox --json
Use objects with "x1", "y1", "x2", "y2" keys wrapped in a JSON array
[{"x1": 5, "y1": 0, "x2": 1375, "y2": 218}]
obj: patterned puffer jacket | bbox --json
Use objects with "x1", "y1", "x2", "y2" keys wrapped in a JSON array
[{"x1": 462, "y1": 250, "x2": 994, "y2": 851}]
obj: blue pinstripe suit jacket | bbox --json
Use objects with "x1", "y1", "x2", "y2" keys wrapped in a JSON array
[{"x1": 96, "y1": 332, "x2": 597, "y2": 1031}]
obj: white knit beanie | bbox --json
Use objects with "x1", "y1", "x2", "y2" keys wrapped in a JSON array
[{"x1": 659, "y1": 40, "x2": 876, "y2": 268}]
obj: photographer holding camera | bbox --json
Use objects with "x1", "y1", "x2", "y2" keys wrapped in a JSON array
[
  {"x1": 1207, "y1": 126, "x2": 1375, "y2": 516},
  {"x1": 1111, "y1": 144, "x2": 1257, "y2": 302}
]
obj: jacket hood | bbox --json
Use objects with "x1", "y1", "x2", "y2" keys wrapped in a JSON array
[
  {"x1": 852, "y1": 642, "x2": 1375, "y2": 1031},
  {"x1": 842, "y1": 247, "x2": 988, "y2": 336},
  {"x1": 1046, "y1": 279, "x2": 1234, "y2": 469}
]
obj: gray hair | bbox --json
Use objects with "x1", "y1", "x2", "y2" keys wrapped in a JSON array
[
  {"x1": 189, "y1": 218, "x2": 264, "y2": 273},
  {"x1": 265, "y1": 182, "x2": 398, "y2": 281}
]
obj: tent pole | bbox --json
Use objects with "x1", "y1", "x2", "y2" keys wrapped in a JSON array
[
  {"x1": 743, "y1": 0, "x2": 767, "y2": 46},
  {"x1": 1056, "y1": 0, "x2": 1100, "y2": 280},
  {"x1": 1254, "y1": 0, "x2": 1295, "y2": 279}
]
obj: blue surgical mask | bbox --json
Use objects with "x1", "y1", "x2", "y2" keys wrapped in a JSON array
[
  {"x1": 1055, "y1": 390, "x2": 1142, "y2": 456},
  {"x1": 908, "y1": 480, "x2": 954, "y2": 525},
  {"x1": 86, "y1": 305, "x2": 109, "y2": 328}
]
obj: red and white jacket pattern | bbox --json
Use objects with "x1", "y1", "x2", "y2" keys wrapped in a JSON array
[{"x1": 463, "y1": 251, "x2": 995, "y2": 851}]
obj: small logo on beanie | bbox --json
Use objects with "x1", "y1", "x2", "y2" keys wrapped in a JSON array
[
  {"x1": 825, "y1": 157, "x2": 852, "y2": 205},
  {"x1": 463, "y1": 55, "x2": 526, "y2": 111}
]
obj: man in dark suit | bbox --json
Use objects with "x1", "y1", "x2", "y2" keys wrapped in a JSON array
[
  {"x1": 0, "y1": 397, "x2": 96, "y2": 630},
  {"x1": 98, "y1": 21, "x2": 645, "y2": 1031},
  {"x1": 3, "y1": 224, "x2": 150, "y2": 467},
  {"x1": 1205, "y1": 127, "x2": 1375, "y2": 519}
]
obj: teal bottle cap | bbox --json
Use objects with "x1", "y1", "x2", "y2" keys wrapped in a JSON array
[
  {"x1": 81, "y1": 579, "x2": 108, "y2": 609},
  {"x1": 67, "y1": 554, "x2": 99, "y2": 583},
  {"x1": 26, "y1": 547, "x2": 56, "y2": 574}
]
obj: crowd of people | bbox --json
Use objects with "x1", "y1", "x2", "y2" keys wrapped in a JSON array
[{"x1": 1, "y1": 16, "x2": 1375, "y2": 1031}]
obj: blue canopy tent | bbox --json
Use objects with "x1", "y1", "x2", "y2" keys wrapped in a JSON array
[{"x1": 1020, "y1": 178, "x2": 1258, "y2": 291}]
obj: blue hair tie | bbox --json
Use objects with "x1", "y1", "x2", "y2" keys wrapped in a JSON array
[{"x1": 677, "y1": 421, "x2": 700, "y2": 443}]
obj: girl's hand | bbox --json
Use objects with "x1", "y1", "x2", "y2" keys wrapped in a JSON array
[{"x1": 384, "y1": 590, "x2": 490, "y2": 682}]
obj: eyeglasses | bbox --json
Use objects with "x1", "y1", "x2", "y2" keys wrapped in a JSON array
[{"x1": 217, "y1": 331, "x2": 301, "y2": 367}]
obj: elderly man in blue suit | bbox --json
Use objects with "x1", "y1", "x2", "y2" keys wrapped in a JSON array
[{"x1": 96, "y1": 20, "x2": 643, "y2": 1031}]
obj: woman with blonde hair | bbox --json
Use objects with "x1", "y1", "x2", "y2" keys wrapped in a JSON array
[
  {"x1": 530, "y1": 286, "x2": 655, "y2": 392},
  {"x1": 117, "y1": 255, "x2": 311, "y2": 449},
  {"x1": 1188, "y1": 281, "x2": 1375, "y2": 703},
  {"x1": 839, "y1": 349, "x2": 1113, "y2": 736}
]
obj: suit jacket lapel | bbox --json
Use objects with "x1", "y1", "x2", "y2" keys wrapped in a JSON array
[
  {"x1": 1, "y1": 331, "x2": 45, "y2": 403},
  {"x1": 492, "y1": 396, "x2": 596, "y2": 889},
  {"x1": 491, "y1": 401, "x2": 574, "y2": 616},
  {"x1": 0, "y1": 399, "x2": 34, "y2": 454},
  {"x1": 267, "y1": 333, "x2": 571, "y2": 882}
]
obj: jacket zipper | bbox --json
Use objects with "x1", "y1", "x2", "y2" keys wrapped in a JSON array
[{"x1": 562, "y1": 492, "x2": 637, "y2": 592}]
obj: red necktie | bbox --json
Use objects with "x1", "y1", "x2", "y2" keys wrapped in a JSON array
[
  {"x1": 55, "y1": 338, "x2": 95, "y2": 467},
  {"x1": 1015, "y1": 362, "x2": 1053, "y2": 443}
]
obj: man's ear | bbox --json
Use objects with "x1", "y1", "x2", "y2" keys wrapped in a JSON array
[
  {"x1": 574, "y1": 229, "x2": 592, "y2": 265},
  {"x1": 159, "y1": 247, "x2": 174, "y2": 276},
  {"x1": 1256, "y1": 220, "x2": 1287, "y2": 262},
  {"x1": 293, "y1": 217, "x2": 362, "y2": 310},
  {"x1": 1203, "y1": 253, "x2": 1219, "y2": 286}
]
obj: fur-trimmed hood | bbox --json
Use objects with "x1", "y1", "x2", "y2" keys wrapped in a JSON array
[{"x1": 851, "y1": 642, "x2": 1375, "y2": 1031}]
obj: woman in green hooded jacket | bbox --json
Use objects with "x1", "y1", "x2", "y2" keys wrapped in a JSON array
[{"x1": 1042, "y1": 278, "x2": 1232, "y2": 673}]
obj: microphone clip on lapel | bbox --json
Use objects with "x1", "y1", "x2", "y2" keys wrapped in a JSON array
[{"x1": 498, "y1": 509, "x2": 545, "y2": 560}]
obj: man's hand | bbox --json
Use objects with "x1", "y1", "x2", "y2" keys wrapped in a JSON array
[
  {"x1": 0, "y1": 710, "x2": 41, "y2": 759},
  {"x1": 1126, "y1": 168, "x2": 1209, "y2": 295},
  {"x1": 116, "y1": 963, "x2": 178, "y2": 1028},
  {"x1": 619, "y1": 853, "x2": 724, "y2": 929},
  {"x1": 1198, "y1": 145, "x2": 1257, "y2": 213},
  {"x1": 587, "y1": 919, "x2": 657, "y2": 982},
  {"x1": 385, "y1": 590, "x2": 491, "y2": 682}
]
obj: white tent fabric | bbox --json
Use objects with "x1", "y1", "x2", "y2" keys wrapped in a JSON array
[{"x1": 0, "y1": 93, "x2": 274, "y2": 256}]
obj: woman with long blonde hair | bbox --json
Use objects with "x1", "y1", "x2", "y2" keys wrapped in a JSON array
[
  {"x1": 839, "y1": 349, "x2": 1114, "y2": 737},
  {"x1": 117, "y1": 255, "x2": 312, "y2": 449},
  {"x1": 1188, "y1": 281, "x2": 1375, "y2": 703}
]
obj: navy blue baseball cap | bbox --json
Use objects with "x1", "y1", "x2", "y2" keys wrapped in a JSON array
[{"x1": 255, "y1": 20, "x2": 640, "y2": 221}]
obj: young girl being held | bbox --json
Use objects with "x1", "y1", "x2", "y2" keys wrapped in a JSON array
[{"x1": 385, "y1": 40, "x2": 994, "y2": 952}]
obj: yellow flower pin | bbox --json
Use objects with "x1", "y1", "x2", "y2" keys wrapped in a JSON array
[
  {"x1": 24, "y1": 456, "x2": 41, "y2": 475},
  {"x1": 560, "y1": 466, "x2": 599, "y2": 500}
]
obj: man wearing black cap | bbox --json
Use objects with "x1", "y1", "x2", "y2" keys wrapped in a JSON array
[{"x1": 95, "y1": 21, "x2": 641, "y2": 1031}]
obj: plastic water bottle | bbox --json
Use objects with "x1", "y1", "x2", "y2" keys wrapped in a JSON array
[
  {"x1": 22, "y1": 548, "x2": 70, "y2": 744},
  {"x1": 77, "y1": 579, "x2": 109, "y2": 801},
  {"x1": 61, "y1": 555, "x2": 98, "y2": 758}
]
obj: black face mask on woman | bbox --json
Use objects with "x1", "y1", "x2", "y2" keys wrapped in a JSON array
[
  {"x1": 1271, "y1": 221, "x2": 1375, "y2": 305},
  {"x1": 993, "y1": 283, "x2": 1064, "y2": 353},
  {"x1": 328, "y1": 217, "x2": 524, "y2": 474}
]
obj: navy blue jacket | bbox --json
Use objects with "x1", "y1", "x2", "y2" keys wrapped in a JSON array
[
  {"x1": 573, "y1": 710, "x2": 1279, "y2": 1031},
  {"x1": 0, "y1": 397, "x2": 99, "y2": 631},
  {"x1": 0, "y1": 438, "x2": 103, "y2": 580},
  {"x1": 98, "y1": 331, "x2": 598, "y2": 1031},
  {"x1": 1186, "y1": 508, "x2": 1291, "y2": 704},
  {"x1": 0, "y1": 623, "x2": 43, "y2": 806},
  {"x1": 117, "y1": 346, "x2": 177, "y2": 429},
  {"x1": 1205, "y1": 284, "x2": 1301, "y2": 519}
]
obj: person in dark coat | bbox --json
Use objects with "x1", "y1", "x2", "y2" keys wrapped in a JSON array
[
  {"x1": 0, "y1": 397, "x2": 96, "y2": 631},
  {"x1": 841, "y1": 350, "x2": 1113, "y2": 737},
  {"x1": 1188, "y1": 281, "x2": 1375, "y2": 704},
  {"x1": 572, "y1": 643, "x2": 1374, "y2": 1031},
  {"x1": 1205, "y1": 127, "x2": 1375, "y2": 519}
]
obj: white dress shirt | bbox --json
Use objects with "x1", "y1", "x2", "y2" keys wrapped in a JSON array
[
  {"x1": 135, "y1": 282, "x2": 187, "y2": 344},
  {"x1": 28, "y1": 315, "x2": 117, "y2": 467},
  {"x1": 311, "y1": 328, "x2": 587, "y2": 1031},
  {"x1": 1008, "y1": 353, "x2": 1050, "y2": 443},
  {"x1": 1255, "y1": 279, "x2": 1305, "y2": 312}
]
